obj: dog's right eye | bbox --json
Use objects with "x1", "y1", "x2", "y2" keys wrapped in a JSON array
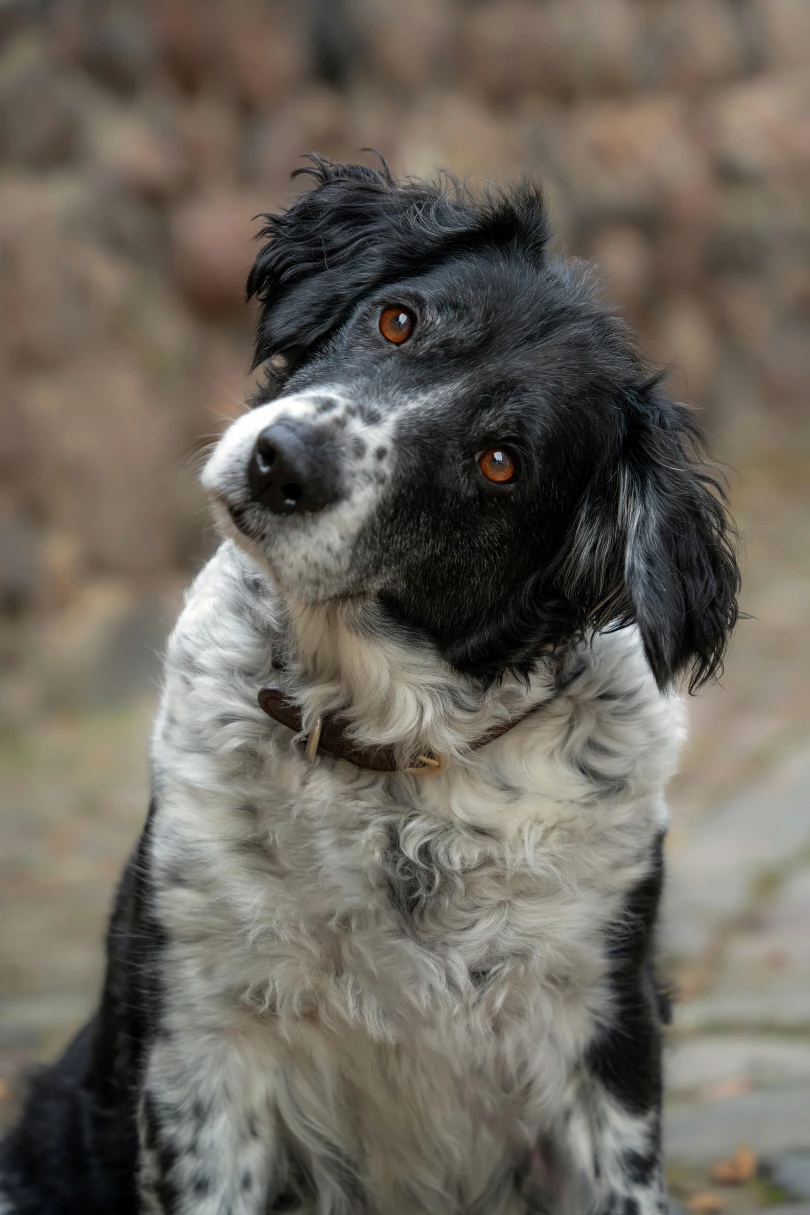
[{"x1": 379, "y1": 306, "x2": 415, "y2": 345}]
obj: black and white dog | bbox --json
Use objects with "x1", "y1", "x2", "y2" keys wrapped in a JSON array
[{"x1": 0, "y1": 159, "x2": 739, "y2": 1215}]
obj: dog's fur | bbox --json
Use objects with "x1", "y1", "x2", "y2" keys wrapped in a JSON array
[{"x1": 0, "y1": 159, "x2": 739, "y2": 1215}]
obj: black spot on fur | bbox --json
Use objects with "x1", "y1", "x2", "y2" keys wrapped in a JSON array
[
  {"x1": 142, "y1": 1094, "x2": 181, "y2": 1214},
  {"x1": 489, "y1": 768, "x2": 521, "y2": 797},
  {"x1": 381, "y1": 824, "x2": 462, "y2": 923},
  {"x1": 586, "y1": 834, "x2": 666, "y2": 1117},
  {"x1": 468, "y1": 822, "x2": 498, "y2": 840},
  {"x1": 622, "y1": 1146, "x2": 658, "y2": 1187},
  {"x1": 279, "y1": 1092, "x2": 366, "y2": 1209},
  {"x1": 323, "y1": 412, "x2": 348, "y2": 433},
  {"x1": 147, "y1": 1095, "x2": 180, "y2": 1188},
  {"x1": 154, "y1": 1173, "x2": 180, "y2": 1215},
  {"x1": 270, "y1": 1190, "x2": 303, "y2": 1212},
  {"x1": 571, "y1": 750, "x2": 628, "y2": 799},
  {"x1": 141, "y1": 1090, "x2": 159, "y2": 1153}
]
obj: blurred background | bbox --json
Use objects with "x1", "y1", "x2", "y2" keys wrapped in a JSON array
[{"x1": 0, "y1": 0, "x2": 808, "y2": 1209}]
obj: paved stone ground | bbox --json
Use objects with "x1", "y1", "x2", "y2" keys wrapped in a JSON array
[
  {"x1": 659, "y1": 426, "x2": 810, "y2": 1212},
  {"x1": 1, "y1": 426, "x2": 808, "y2": 1213}
]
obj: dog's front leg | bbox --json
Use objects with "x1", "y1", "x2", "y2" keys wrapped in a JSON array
[
  {"x1": 137, "y1": 1031, "x2": 286, "y2": 1215},
  {"x1": 563, "y1": 1071, "x2": 668, "y2": 1215},
  {"x1": 582, "y1": 1089, "x2": 667, "y2": 1215}
]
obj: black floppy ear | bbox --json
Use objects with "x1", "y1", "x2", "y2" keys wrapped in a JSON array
[
  {"x1": 246, "y1": 156, "x2": 550, "y2": 373},
  {"x1": 618, "y1": 388, "x2": 740, "y2": 690},
  {"x1": 561, "y1": 385, "x2": 739, "y2": 691}
]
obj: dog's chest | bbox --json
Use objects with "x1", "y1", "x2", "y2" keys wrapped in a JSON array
[
  {"x1": 149, "y1": 754, "x2": 650, "y2": 1215},
  {"x1": 151, "y1": 739, "x2": 643, "y2": 1070}
]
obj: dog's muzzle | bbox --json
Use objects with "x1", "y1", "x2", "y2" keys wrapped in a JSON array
[{"x1": 248, "y1": 418, "x2": 341, "y2": 515}]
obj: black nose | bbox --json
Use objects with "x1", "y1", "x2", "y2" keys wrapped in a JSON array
[{"x1": 248, "y1": 421, "x2": 340, "y2": 515}]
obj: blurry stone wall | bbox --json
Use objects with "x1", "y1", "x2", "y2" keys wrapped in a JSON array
[{"x1": 0, "y1": 0, "x2": 808, "y2": 652}]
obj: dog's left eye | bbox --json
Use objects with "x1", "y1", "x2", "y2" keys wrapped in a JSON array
[
  {"x1": 379, "y1": 306, "x2": 415, "y2": 345},
  {"x1": 477, "y1": 448, "x2": 516, "y2": 485}
]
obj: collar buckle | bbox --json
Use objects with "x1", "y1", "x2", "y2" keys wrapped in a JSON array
[
  {"x1": 403, "y1": 752, "x2": 445, "y2": 776},
  {"x1": 304, "y1": 716, "x2": 323, "y2": 761}
]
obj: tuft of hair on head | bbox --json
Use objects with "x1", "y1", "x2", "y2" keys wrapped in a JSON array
[{"x1": 245, "y1": 155, "x2": 551, "y2": 374}]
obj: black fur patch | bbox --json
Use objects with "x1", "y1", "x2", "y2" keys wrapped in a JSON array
[
  {"x1": 0, "y1": 802, "x2": 165, "y2": 1214},
  {"x1": 622, "y1": 1145, "x2": 659, "y2": 1187},
  {"x1": 586, "y1": 834, "x2": 667, "y2": 1116}
]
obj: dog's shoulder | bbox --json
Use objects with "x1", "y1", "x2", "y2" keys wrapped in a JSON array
[{"x1": 564, "y1": 625, "x2": 687, "y2": 791}]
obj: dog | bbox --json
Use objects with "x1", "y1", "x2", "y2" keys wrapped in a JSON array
[{"x1": 0, "y1": 157, "x2": 740, "y2": 1215}]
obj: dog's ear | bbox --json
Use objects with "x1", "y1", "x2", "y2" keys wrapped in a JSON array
[
  {"x1": 565, "y1": 385, "x2": 740, "y2": 691},
  {"x1": 246, "y1": 157, "x2": 550, "y2": 372},
  {"x1": 619, "y1": 388, "x2": 740, "y2": 690}
]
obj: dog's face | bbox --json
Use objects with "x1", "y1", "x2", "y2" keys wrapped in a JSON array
[{"x1": 203, "y1": 159, "x2": 739, "y2": 688}]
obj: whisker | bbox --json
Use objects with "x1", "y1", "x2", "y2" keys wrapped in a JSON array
[{"x1": 203, "y1": 377, "x2": 250, "y2": 417}]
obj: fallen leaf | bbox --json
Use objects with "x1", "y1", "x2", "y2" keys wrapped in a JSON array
[
  {"x1": 711, "y1": 1146, "x2": 758, "y2": 1185},
  {"x1": 687, "y1": 1192, "x2": 727, "y2": 1213}
]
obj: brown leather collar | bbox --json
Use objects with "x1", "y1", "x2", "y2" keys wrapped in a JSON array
[{"x1": 257, "y1": 684, "x2": 546, "y2": 774}]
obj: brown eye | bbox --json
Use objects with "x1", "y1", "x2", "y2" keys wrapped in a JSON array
[
  {"x1": 379, "y1": 306, "x2": 414, "y2": 345},
  {"x1": 477, "y1": 447, "x2": 516, "y2": 484}
]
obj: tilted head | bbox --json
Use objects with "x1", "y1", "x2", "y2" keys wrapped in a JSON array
[{"x1": 203, "y1": 157, "x2": 739, "y2": 691}]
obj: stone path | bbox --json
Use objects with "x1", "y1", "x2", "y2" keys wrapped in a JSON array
[{"x1": 664, "y1": 772, "x2": 810, "y2": 1203}]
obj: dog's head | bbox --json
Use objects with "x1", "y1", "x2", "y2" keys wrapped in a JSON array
[{"x1": 203, "y1": 157, "x2": 739, "y2": 690}]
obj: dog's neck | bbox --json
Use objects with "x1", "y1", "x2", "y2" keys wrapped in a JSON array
[{"x1": 270, "y1": 584, "x2": 562, "y2": 764}]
